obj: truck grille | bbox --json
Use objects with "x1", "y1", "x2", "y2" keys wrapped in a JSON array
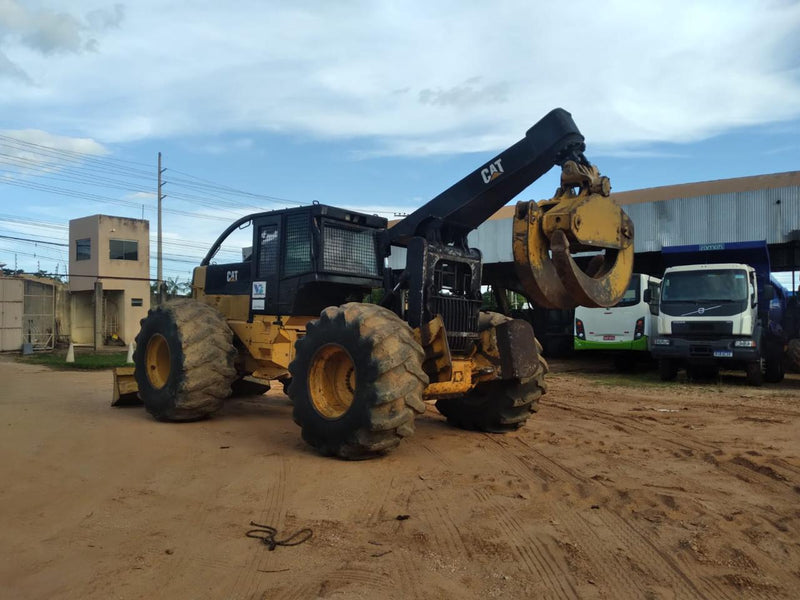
[{"x1": 671, "y1": 320, "x2": 733, "y2": 337}]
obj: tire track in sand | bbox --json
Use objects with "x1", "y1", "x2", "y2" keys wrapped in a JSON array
[
  {"x1": 548, "y1": 401, "x2": 799, "y2": 494},
  {"x1": 482, "y1": 436, "x2": 651, "y2": 599},
  {"x1": 227, "y1": 455, "x2": 288, "y2": 600},
  {"x1": 531, "y1": 404, "x2": 790, "y2": 599},
  {"x1": 485, "y1": 433, "x2": 737, "y2": 599},
  {"x1": 473, "y1": 486, "x2": 580, "y2": 599}
]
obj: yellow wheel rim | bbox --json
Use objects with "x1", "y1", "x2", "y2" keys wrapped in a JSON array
[
  {"x1": 145, "y1": 333, "x2": 171, "y2": 390},
  {"x1": 308, "y1": 344, "x2": 356, "y2": 419}
]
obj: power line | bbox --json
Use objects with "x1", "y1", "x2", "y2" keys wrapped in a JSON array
[
  {"x1": 0, "y1": 233, "x2": 68, "y2": 246},
  {"x1": 0, "y1": 218, "x2": 242, "y2": 259},
  {"x1": 0, "y1": 131, "x2": 400, "y2": 217},
  {"x1": 0, "y1": 134, "x2": 304, "y2": 215}
]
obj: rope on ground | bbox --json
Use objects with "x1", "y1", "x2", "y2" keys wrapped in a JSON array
[{"x1": 246, "y1": 521, "x2": 313, "y2": 551}]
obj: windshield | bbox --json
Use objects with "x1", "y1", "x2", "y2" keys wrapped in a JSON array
[
  {"x1": 615, "y1": 274, "x2": 640, "y2": 308},
  {"x1": 662, "y1": 269, "x2": 748, "y2": 302}
]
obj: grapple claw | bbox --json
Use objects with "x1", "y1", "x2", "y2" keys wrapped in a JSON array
[
  {"x1": 512, "y1": 201, "x2": 576, "y2": 309},
  {"x1": 512, "y1": 162, "x2": 635, "y2": 309},
  {"x1": 549, "y1": 229, "x2": 635, "y2": 308}
]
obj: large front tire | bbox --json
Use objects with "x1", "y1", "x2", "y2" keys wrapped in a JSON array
[
  {"x1": 289, "y1": 303, "x2": 428, "y2": 460},
  {"x1": 435, "y1": 312, "x2": 547, "y2": 433},
  {"x1": 133, "y1": 300, "x2": 237, "y2": 421}
]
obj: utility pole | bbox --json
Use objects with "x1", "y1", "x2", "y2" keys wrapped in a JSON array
[{"x1": 157, "y1": 152, "x2": 166, "y2": 303}]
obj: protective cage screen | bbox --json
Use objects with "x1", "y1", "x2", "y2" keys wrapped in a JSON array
[
  {"x1": 322, "y1": 223, "x2": 379, "y2": 277},
  {"x1": 284, "y1": 213, "x2": 312, "y2": 277}
]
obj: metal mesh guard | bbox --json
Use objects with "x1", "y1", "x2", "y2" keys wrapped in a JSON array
[
  {"x1": 284, "y1": 213, "x2": 311, "y2": 277},
  {"x1": 323, "y1": 224, "x2": 379, "y2": 277}
]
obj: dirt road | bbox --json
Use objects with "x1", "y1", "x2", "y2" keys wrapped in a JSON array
[{"x1": 1, "y1": 356, "x2": 799, "y2": 599}]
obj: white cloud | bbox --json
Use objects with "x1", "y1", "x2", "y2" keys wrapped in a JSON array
[
  {"x1": 181, "y1": 137, "x2": 255, "y2": 155},
  {"x1": 0, "y1": 129, "x2": 108, "y2": 175},
  {"x1": 0, "y1": 1, "x2": 123, "y2": 63},
  {"x1": 0, "y1": 128, "x2": 107, "y2": 153},
  {"x1": 0, "y1": 49, "x2": 29, "y2": 81},
  {"x1": 125, "y1": 191, "x2": 155, "y2": 200},
  {"x1": 0, "y1": 1, "x2": 798, "y2": 156}
]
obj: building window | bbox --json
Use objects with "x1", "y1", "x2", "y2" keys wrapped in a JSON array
[
  {"x1": 110, "y1": 239, "x2": 138, "y2": 261},
  {"x1": 131, "y1": 298, "x2": 143, "y2": 307},
  {"x1": 76, "y1": 238, "x2": 91, "y2": 261}
]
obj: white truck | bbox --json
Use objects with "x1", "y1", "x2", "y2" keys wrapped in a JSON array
[
  {"x1": 574, "y1": 273, "x2": 661, "y2": 369},
  {"x1": 649, "y1": 259, "x2": 785, "y2": 385}
]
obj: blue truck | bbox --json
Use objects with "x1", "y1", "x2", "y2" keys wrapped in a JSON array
[{"x1": 648, "y1": 241, "x2": 789, "y2": 385}]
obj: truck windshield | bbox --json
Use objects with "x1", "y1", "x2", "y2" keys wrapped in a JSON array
[
  {"x1": 661, "y1": 269, "x2": 748, "y2": 302},
  {"x1": 615, "y1": 274, "x2": 640, "y2": 308}
]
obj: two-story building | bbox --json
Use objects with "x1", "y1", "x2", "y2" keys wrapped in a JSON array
[{"x1": 68, "y1": 215, "x2": 150, "y2": 347}]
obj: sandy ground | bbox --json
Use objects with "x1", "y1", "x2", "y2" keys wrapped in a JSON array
[{"x1": 1, "y1": 355, "x2": 799, "y2": 600}]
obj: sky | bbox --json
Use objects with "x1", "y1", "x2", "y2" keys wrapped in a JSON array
[{"x1": 0, "y1": 0, "x2": 799, "y2": 289}]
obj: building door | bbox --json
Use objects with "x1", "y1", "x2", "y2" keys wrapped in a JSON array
[{"x1": 0, "y1": 279, "x2": 24, "y2": 351}]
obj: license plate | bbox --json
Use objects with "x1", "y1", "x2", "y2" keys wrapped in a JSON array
[
  {"x1": 713, "y1": 350, "x2": 733, "y2": 358},
  {"x1": 603, "y1": 335, "x2": 615, "y2": 340}
]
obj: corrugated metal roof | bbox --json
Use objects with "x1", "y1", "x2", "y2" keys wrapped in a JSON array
[{"x1": 624, "y1": 185, "x2": 800, "y2": 253}]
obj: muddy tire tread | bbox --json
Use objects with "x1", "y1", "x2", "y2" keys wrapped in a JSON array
[
  {"x1": 134, "y1": 299, "x2": 236, "y2": 421},
  {"x1": 290, "y1": 302, "x2": 428, "y2": 460},
  {"x1": 435, "y1": 311, "x2": 546, "y2": 433}
]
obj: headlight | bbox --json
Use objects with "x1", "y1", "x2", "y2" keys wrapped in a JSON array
[
  {"x1": 634, "y1": 317, "x2": 645, "y2": 339},
  {"x1": 734, "y1": 339, "x2": 757, "y2": 348},
  {"x1": 654, "y1": 338, "x2": 671, "y2": 346}
]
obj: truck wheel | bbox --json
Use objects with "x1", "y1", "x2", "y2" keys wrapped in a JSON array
[
  {"x1": 435, "y1": 311, "x2": 547, "y2": 433},
  {"x1": 289, "y1": 303, "x2": 428, "y2": 460},
  {"x1": 764, "y1": 344, "x2": 785, "y2": 383},
  {"x1": 134, "y1": 300, "x2": 237, "y2": 421},
  {"x1": 659, "y1": 358, "x2": 678, "y2": 381},
  {"x1": 788, "y1": 339, "x2": 800, "y2": 373},
  {"x1": 745, "y1": 361, "x2": 763, "y2": 386}
]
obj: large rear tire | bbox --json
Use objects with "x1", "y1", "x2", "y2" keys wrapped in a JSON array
[
  {"x1": 289, "y1": 303, "x2": 428, "y2": 460},
  {"x1": 133, "y1": 300, "x2": 237, "y2": 421},
  {"x1": 435, "y1": 312, "x2": 547, "y2": 433}
]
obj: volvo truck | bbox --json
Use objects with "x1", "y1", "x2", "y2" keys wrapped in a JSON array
[{"x1": 649, "y1": 241, "x2": 787, "y2": 385}]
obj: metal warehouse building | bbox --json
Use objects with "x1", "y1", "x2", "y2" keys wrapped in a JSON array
[
  {"x1": 460, "y1": 170, "x2": 800, "y2": 355},
  {"x1": 467, "y1": 170, "x2": 800, "y2": 282}
]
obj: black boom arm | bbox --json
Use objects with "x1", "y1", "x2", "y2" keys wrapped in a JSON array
[{"x1": 384, "y1": 108, "x2": 587, "y2": 250}]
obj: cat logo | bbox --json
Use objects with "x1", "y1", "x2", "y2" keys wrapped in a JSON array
[
  {"x1": 226, "y1": 270, "x2": 238, "y2": 282},
  {"x1": 480, "y1": 158, "x2": 504, "y2": 184}
]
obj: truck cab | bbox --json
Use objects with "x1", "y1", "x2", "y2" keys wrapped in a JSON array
[{"x1": 651, "y1": 262, "x2": 784, "y2": 385}]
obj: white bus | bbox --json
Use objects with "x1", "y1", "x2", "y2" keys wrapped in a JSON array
[{"x1": 574, "y1": 273, "x2": 661, "y2": 364}]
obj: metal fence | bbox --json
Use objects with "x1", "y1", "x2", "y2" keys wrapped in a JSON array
[{"x1": 22, "y1": 279, "x2": 55, "y2": 351}]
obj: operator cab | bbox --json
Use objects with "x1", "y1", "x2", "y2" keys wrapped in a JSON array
[{"x1": 198, "y1": 204, "x2": 386, "y2": 318}]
